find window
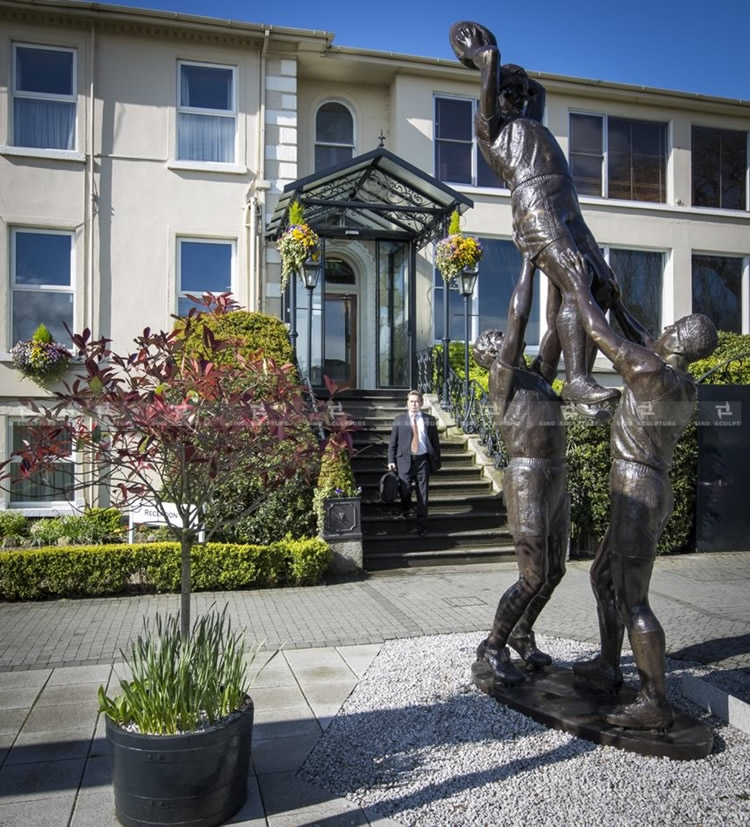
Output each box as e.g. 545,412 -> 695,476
434,239 -> 539,344
12,44 -> 76,150
692,255 -> 744,333
607,249 -> 664,338
692,126 -> 747,211
315,102 -> 354,171
434,97 -> 504,188
570,113 -> 668,203
10,229 -> 74,347
177,61 -> 236,163
9,420 -> 75,506
177,239 -> 234,316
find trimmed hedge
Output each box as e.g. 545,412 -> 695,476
0,539 -> 331,601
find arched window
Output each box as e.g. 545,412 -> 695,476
315,102 -> 354,171
325,258 -> 355,285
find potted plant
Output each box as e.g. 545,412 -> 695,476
10,323 -> 72,387
313,434 -> 362,540
435,209 -> 483,282
98,606 -> 275,827
276,199 -> 319,289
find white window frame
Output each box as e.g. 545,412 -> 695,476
7,417 -> 78,512
176,237 -> 236,315
9,227 -> 75,350
11,42 -> 77,151
314,99 -> 356,171
176,60 -> 237,165
433,94 -> 507,191
569,111 -> 669,203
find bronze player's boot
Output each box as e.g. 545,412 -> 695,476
573,655 -> 623,692
562,375 -> 621,405
507,631 -> 552,670
476,638 -> 525,685
605,693 -> 674,731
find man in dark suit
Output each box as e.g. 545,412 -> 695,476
387,390 -> 441,536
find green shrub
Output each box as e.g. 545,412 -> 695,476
29,508 -> 125,546
0,539 -> 331,600
30,517 -> 67,546
178,311 -> 296,379
689,331 -> 750,384
0,512 -> 30,539
175,308 -> 320,541
212,472 -> 318,546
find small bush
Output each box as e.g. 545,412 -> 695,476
178,310 -> 297,380
29,508 -> 125,546
0,538 -> 331,600
0,512 -> 30,540
30,517 -> 66,546
213,473 -> 318,546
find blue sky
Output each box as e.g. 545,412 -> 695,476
105,0 -> 749,100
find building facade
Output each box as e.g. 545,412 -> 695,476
0,0 -> 748,512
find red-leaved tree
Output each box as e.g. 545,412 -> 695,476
0,294 -> 325,638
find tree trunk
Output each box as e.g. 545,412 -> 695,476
180,535 -> 192,642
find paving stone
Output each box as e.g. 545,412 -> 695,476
48,665 -> 111,686
258,770 -> 363,819
79,755 -> 111,790
0,794 -> 76,826
248,684 -> 307,711
21,702 -> 99,734
0,686 -> 40,710
226,774 -> 266,825
336,644 -> 382,678
0,707 -> 29,735
35,683 -> 101,707
6,727 -> 93,764
69,787 -> 118,826
0,670 -> 50,689
252,733 -> 321,775
253,706 -> 322,742
0,758 -> 85,802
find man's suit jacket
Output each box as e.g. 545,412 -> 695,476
388,412 -> 441,477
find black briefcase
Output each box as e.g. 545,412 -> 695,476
379,470 -> 400,503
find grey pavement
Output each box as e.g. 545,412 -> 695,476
0,551 -> 747,825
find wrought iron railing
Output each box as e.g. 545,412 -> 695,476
417,346 -> 508,469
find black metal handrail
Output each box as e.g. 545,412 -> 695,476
417,346 -> 508,468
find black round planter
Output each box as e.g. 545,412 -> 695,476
105,699 -> 254,827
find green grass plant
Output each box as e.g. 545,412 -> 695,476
98,606 -> 273,735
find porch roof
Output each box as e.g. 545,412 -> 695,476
266,147 -> 473,250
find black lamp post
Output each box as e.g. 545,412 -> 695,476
441,276 -> 453,410
301,257 -> 322,383
287,270 -> 299,355
457,265 -> 479,431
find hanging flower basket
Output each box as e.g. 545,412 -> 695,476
435,209 -> 482,283
276,200 -> 319,290
11,324 -> 72,387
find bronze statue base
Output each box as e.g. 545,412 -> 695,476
472,658 -> 713,760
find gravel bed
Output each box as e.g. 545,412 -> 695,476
300,633 -> 750,826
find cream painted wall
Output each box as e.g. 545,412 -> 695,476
296,79 -> 389,178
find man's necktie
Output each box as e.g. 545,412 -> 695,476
411,415 -> 419,454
